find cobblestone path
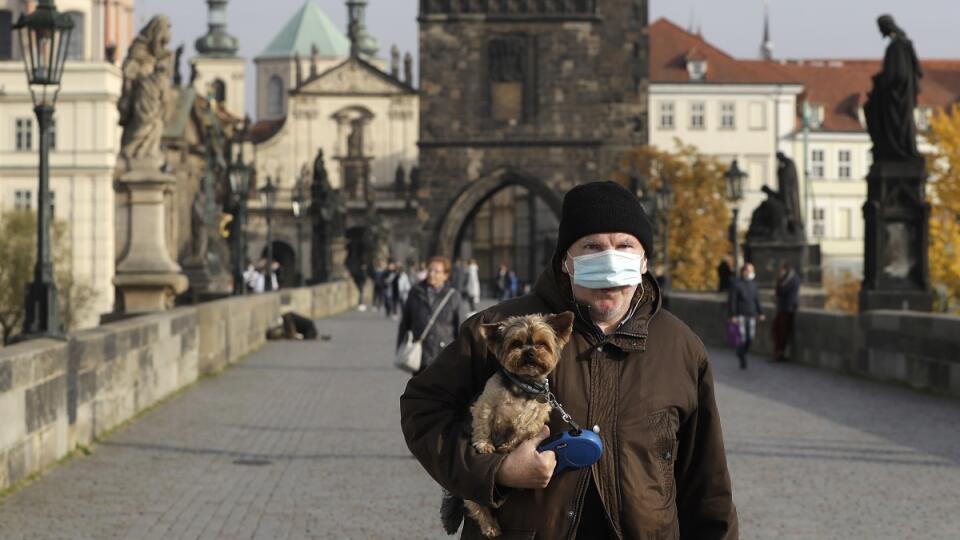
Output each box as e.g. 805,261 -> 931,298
1,307 -> 958,539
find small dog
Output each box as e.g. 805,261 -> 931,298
441,311 -> 575,538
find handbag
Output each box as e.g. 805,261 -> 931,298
725,319 -> 742,348
394,289 -> 456,373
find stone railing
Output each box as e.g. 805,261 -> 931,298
0,281 -> 357,492
667,291 -> 960,397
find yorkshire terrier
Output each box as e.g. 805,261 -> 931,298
441,311 -> 575,538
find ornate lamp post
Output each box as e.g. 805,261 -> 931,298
16,0 -> 74,337
724,159 -> 747,271
291,178 -> 306,287
227,137 -> 251,295
656,175 -> 676,289
259,176 -> 277,291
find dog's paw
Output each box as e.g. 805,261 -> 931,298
494,442 -> 514,453
473,441 -> 496,454
481,523 -> 502,538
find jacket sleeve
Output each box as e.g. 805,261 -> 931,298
754,289 -> 763,317
727,285 -> 737,318
675,356 -> 739,539
400,316 -> 506,506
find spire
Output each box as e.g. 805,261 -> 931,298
760,0 -> 774,60
346,0 -> 379,59
195,0 -> 239,57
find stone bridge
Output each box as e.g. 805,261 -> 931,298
1,287 -> 959,538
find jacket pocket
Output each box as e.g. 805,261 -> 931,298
645,408 -> 680,509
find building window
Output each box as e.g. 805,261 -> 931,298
686,60 -> 707,82
65,11 -> 84,60
915,107 -> 932,131
810,149 -> 825,179
488,36 -> 533,125
658,101 -> 674,129
689,102 -> 705,129
267,75 -> 284,117
720,102 -> 736,129
0,10 -> 12,60
16,118 -> 33,151
14,190 -> 32,211
812,207 -> 826,239
837,149 -> 851,179
213,79 -> 226,103
805,103 -> 825,129
49,117 -> 56,150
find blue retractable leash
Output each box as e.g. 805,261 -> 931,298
499,369 -> 603,475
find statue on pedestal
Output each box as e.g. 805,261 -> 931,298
114,15 -> 188,313
860,14 -> 932,312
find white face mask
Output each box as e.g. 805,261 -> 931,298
745,272 -> 756,281
566,250 -> 647,289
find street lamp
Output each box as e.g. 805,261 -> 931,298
724,159 -> 747,271
227,130 -> 251,296
16,0 -> 74,338
656,174 -> 675,289
259,176 -> 277,291
291,178 -> 306,287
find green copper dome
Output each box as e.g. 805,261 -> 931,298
258,0 -> 350,59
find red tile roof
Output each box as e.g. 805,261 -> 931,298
650,18 -> 799,85
776,59 -> 960,131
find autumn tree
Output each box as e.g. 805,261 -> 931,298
0,211 -> 97,344
926,105 -> 960,313
613,141 -> 731,290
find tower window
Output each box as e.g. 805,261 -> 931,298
213,79 -> 226,103
267,75 -> 284,117
487,36 -> 534,124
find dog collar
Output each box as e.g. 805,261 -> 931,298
498,368 -> 549,399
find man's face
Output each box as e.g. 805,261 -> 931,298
562,232 -> 645,324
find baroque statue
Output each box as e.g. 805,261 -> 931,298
864,15 -> 923,161
118,15 -> 173,172
311,149 -> 347,282
747,153 -> 806,243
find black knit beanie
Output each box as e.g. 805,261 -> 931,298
556,181 -> 654,258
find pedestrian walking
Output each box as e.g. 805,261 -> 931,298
772,261 -> 800,362
401,181 -> 738,538
371,262 -> 386,311
351,263 -> 368,311
397,256 -> 465,375
396,263 -> 412,306
728,262 -> 765,369
382,261 -> 400,318
464,258 -> 481,312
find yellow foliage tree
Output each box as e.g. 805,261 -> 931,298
613,141 -> 731,290
926,105 -> 960,313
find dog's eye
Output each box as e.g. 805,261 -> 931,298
534,342 -> 546,349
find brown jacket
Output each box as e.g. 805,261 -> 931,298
400,261 -> 738,540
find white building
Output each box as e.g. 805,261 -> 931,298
649,19 -> 960,276
0,0 -> 134,329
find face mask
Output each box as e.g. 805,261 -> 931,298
745,272 -> 756,281
566,250 -> 647,289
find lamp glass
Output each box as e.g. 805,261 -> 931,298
15,2 -> 73,107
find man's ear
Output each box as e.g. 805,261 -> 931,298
478,322 -> 502,356
545,311 -> 575,345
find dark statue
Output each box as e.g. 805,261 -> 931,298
394,164 -> 406,198
747,153 -> 806,243
311,149 -> 346,282
864,15 -> 922,161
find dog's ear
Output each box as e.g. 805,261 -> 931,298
545,311 -> 575,345
478,322 -> 503,356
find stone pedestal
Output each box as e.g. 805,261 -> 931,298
182,259 -> 233,301
859,159 -> 933,312
330,237 -> 349,281
114,169 -> 188,313
744,241 -> 822,289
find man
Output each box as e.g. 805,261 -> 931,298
772,262 -> 800,362
401,181 -> 737,539
728,263 -> 764,370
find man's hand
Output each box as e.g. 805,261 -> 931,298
495,426 -> 556,489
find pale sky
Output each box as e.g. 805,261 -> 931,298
134,0 -> 960,119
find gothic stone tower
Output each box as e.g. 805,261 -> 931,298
418,0 -> 649,258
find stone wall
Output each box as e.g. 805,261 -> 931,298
0,280 -> 357,492
667,291 -> 960,397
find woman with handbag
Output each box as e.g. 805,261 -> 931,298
396,256 -> 465,375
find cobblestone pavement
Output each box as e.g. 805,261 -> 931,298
1,307 -> 959,539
